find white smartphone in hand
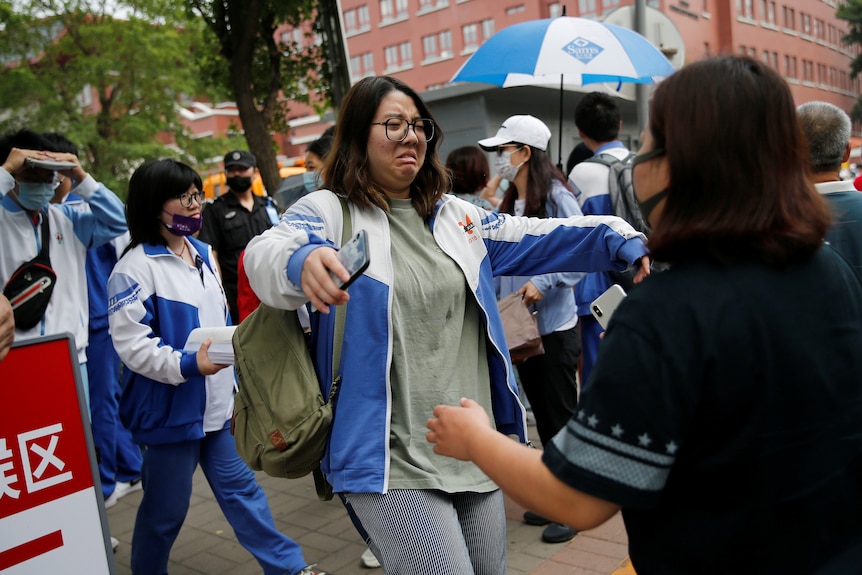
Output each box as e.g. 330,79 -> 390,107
331,229 -> 370,289
590,284 -> 627,330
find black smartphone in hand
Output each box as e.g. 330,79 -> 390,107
331,229 -> 370,289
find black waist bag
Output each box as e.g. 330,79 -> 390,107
3,216 -> 56,330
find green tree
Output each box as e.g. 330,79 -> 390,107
0,0 -> 228,195
838,0 -> 862,120
187,0 -> 332,194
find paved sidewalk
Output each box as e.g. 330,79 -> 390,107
106,426 -> 630,575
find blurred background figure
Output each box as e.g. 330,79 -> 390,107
797,101 -> 862,282
445,145 -> 501,210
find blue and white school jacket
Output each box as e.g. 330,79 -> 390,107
107,238 -> 234,446
244,190 -> 648,494
0,173 -> 127,362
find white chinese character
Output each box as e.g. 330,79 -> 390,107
18,424 -> 72,493
0,438 -> 21,500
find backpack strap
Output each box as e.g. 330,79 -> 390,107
332,197 -> 350,383
35,212 -> 52,266
314,196 -> 350,501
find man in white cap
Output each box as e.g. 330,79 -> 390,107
199,150 -> 279,324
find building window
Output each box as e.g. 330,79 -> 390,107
400,41 -> 413,66
462,23 -> 479,50
577,0 -> 596,15
439,30 -> 452,56
602,0 -> 621,7
422,30 -> 453,61
344,5 -> 371,35
384,41 -> 413,71
801,13 -> 811,36
506,4 -> 525,15
422,34 -> 438,59
783,7 -> 795,31
481,18 -> 495,40
350,51 -> 375,79
344,9 -> 357,33
380,0 -> 393,21
419,0 -> 449,12
549,2 -> 562,17
396,0 -> 408,17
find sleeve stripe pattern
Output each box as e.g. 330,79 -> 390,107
551,419 -> 674,492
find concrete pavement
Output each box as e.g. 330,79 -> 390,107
105,424 -> 631,575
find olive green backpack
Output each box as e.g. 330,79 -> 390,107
232,198 -> 349,500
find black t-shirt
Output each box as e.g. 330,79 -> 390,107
198,192 -> 278,321
544,246 -> 862,574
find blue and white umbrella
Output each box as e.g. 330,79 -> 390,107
451,16 -> 675,89
451,16 -> 676,167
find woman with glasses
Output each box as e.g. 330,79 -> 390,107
108,159 -> 327,575
244,75 -> 648,574
428,56 -> 862,574
478,115 -> 585,544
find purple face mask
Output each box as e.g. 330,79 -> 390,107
163,211 -> 202,236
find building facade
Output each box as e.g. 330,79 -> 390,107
181,0 -> 861,163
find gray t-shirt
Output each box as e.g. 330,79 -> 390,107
386,198 -> 496,492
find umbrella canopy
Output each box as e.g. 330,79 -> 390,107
452,17 -> 675,88
451,16 -> 676,169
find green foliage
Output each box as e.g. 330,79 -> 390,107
187,0 -> 333,193
0,0 -> 224,196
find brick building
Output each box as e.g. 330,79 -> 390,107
181,0 -> 861,164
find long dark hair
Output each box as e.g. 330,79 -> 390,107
322,76 -> 450,219
498,147 -> 571,217
124,158 -> 202,254
646,55 -> 828,266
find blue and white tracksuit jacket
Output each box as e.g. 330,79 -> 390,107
497,181 -> 585,336
107,238 -> 233,446
0,171 -> 127,362
244,190 -> 648,494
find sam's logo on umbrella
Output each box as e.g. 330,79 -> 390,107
562,38 -> 604,64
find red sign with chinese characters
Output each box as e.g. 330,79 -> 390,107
0,335 -> 113,574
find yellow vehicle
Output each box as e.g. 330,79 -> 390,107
202,165 -> 306,200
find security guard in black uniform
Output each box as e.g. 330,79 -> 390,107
198,150 -> 279,324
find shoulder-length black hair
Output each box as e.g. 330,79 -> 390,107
498,147 -> 571,218
321,76 -> 450,219
124,158 -> 202,254
646,55 -> 828,266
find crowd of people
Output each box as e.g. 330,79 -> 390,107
2,53 -> 862,575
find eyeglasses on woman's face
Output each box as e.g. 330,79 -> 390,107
370,118 -> 435,142
175,190 -> 204,208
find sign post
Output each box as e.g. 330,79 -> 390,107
0,333 -> 115,574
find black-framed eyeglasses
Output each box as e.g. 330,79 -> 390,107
175,190 -> 204,208
370,118 -> 435,142
495,144 -> 524,157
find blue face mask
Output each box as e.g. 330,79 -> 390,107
16,181 -> 56,210
303,171 -> 322,194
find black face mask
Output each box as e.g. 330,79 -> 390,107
631,147 -> 667,225
226,175 -> 253,193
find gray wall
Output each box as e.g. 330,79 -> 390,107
424,83 -> 641,174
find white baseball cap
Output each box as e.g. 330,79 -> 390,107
478,115 -> 552,152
